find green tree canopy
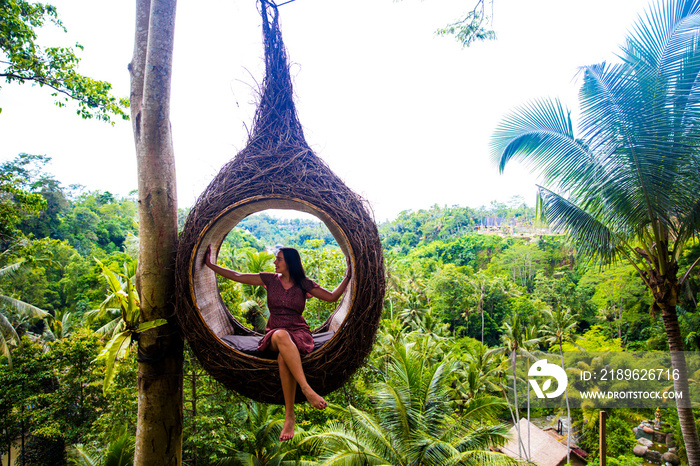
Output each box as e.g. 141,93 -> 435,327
0,0 -> 128,123
0,154 -> 48,248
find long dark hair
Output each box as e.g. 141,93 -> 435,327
279,247 -> 307,289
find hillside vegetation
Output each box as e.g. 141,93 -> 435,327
0,154 -> 698,464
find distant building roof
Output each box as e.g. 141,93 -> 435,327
500,419 -> 588,466
481,216 -> 517,227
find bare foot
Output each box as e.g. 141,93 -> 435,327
280,416 -> 295,441
302,386 -> 328,410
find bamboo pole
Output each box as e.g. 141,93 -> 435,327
600,410 -> 607,466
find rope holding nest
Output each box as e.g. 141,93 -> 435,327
174,0 -> 385,404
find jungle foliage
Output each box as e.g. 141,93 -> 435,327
0,155 -> 698,465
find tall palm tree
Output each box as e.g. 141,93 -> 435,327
539,307 -> 580,464
465,272 -> 519,344
520,322 -> 543,460
304,341 -> 521,465
487,314 -> 541,461
490,0 -> 700,461
489,314 -> 525,459
383,255 -> 405,320
464,270 -> 493,345
452,342 -> 507,404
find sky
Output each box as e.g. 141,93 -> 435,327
0,0 -> 652,222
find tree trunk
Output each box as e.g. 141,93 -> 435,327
479,292 -> 484,344
511,351 -> 521,458
526,359 -> 532,460
661,302 -> 700,465
189,361 -> 198,466
559,343 -> 571,464
645,256 -> 700,465
130,0 -> 183,465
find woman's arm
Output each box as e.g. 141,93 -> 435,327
308,259 -> 352,303
204,245 -> 265,287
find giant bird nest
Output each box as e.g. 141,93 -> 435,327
175,1 -> 385,404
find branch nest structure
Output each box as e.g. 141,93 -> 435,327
174,1 -> 385,404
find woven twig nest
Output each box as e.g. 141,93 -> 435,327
174,1 -> 385,404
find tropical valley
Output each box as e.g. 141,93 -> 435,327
0,152 -> 698,465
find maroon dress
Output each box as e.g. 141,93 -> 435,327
257,272 -> 319,355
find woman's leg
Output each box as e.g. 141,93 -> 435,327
270,329 -> 328,410
278,353 -> 296,441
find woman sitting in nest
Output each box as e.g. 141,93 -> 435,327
204,245 -> 351,441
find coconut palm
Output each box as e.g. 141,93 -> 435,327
464,272 -> 519,344
463,270 -> 494,345
539,306 -> 581,463
398,307 -> 451,338
520,322 -> 543,460
487,313 -> 542,461
383,255 -> 405,319
303,341 -> 521,465
490,0 -> 700,461
450,342 -> 509,432
215,401 -> 308,466
488,314 -> 525,458
453,342 -> 507,403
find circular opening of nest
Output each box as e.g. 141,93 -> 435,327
189,195 -> 355,360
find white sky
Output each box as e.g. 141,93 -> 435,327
0,0 -> 651,221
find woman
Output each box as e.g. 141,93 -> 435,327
204,245 -> 351,441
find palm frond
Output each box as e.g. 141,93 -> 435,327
0,310 -> 19,345
304,427 -> 390,465
577,61 -> 694,228
318,450 -> 391,466
94,317 -> 125,337
0,294 -> 49,319
67,444 -> 99,466
214,452 -> 255,466
622,0 -> 700,79
675,192 -> 700,259
459,394 -> 509,422
448,449 -> 525,466
576,61 -> 640,152
418,437 -> 462,465
0,261 -> 23,278
490,98 -> 596,191
0,327 -> 13,368
455,423 -> 513,452
345,405 -> 400,461
537,186 -> 623,263
422,360 -> 454,436
102,432 -> 135,466
373,380 -> 418,444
